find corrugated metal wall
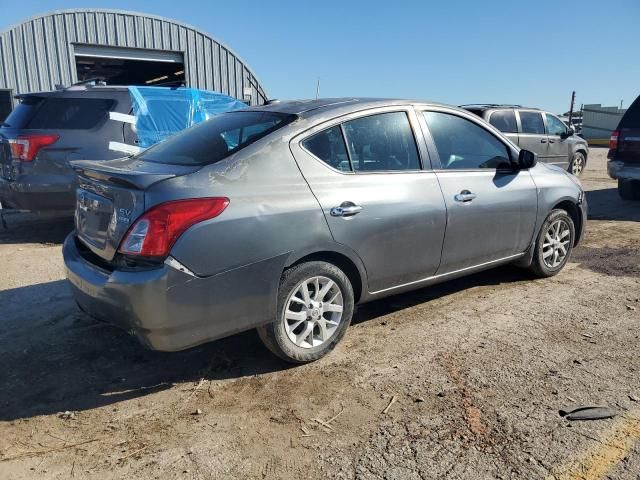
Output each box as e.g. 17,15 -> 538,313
581,104 -> 626,141
0,9 -> 267,105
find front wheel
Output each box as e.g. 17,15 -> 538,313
257,261 -> 354,363
568,151 -> 586,176
529,209 -> 575,278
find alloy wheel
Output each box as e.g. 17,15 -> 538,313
571,153 -> 585,176
542,219 -> 571,268
283,276 -> 344,349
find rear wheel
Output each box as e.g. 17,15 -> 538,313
257,261 -> 354,363
568,151 -> 586,176
529,209 -> 575,278
618,179 -> 640,200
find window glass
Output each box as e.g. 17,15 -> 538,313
302,125 -> 350,172
519,111 -> 545,134
545,114 -> 567,136
137,111 -> 295,166
3,96 -> 114,130
489,110 -> 517,133
342,112 -> 420,172
423,111 -> 512,170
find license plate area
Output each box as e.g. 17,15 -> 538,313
76,189 -> 114,249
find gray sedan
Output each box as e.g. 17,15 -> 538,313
63,98 -> 587,363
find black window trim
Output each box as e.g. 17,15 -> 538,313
297,107 -> 427,175
420,107 -> 517,173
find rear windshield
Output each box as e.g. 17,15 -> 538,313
136,111 -> 296,166
620,97 -> 640,129
2,96 -> 114,130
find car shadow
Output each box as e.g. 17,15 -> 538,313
586,187 -> 640,222
0,210 -> 74,244
0,266 -> 532,422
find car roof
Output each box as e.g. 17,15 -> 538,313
460,104 -> 541,111
244,97 -> 453,118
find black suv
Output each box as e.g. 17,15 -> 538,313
607,95 -> 640,200
462,104 -> 589,176
0,85 -> 134,212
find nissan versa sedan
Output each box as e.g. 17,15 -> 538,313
63,98 -> 587,363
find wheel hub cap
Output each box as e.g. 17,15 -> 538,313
283,276 -> 344,349
542,219 -> 571,268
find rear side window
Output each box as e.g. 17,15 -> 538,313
3,97 -> 114,130
137,111 -> 296,166
489,110 -> 517,133
302,125 -> 350,172
423,111 -> 512,170
519,111 -> 545,134
342,112 -> 420,172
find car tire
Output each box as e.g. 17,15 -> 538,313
257,261 -> 354,364
618,179 -> 640,201
529,209 -> 575,278
568,151 -> 586,176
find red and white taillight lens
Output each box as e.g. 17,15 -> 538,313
609,131 -> 619,151
9,134 -> 59,161
118,197 -> 229,257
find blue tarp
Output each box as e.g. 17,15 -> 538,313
128,86 -> 247,148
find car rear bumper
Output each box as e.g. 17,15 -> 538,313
0,176 -> 75,211
63,233 -> 284,351
607,161 -> 640,181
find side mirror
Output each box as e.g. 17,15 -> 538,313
517,149 -> 537,170
566,127 -> 575,137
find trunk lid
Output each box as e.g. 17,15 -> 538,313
618,127 -> 640,165
72,157 -> 198,261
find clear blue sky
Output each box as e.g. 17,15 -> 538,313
1,0 -> 638,113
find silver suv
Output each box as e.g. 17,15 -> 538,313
463,104 -> 589,176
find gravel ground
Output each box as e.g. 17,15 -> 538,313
1,148 -> 639,480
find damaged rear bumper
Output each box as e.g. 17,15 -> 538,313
63,233 -> 282,351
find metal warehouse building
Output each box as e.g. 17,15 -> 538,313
0,9 -> 268,119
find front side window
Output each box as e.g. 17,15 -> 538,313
489,110 -> 517,133
545,114 -> 568,136
302,125 -> 350,172
423,111 -> 512,170
342,112 -> 420,172
519,111 -> 545,134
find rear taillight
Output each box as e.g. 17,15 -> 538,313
609,130 -> 619,151
9,134 -> 59,162
118,197 -> 229,258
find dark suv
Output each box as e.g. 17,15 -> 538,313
607,95 -> 640,200
0,86 -> 134,212
463,105 -> 589,176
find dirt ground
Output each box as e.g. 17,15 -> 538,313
1,148 -> 639,480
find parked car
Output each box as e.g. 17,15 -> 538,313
607,94 -> 640,200
462,104 -> 589,176
0,84 -> 246,212
63,98 -> 587,363
0,85 -> 133,212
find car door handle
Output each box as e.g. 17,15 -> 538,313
540,139 -> 547,143
454,190 -> 477,203
330,202 -> 363,217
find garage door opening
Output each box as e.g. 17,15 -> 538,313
74,44 -> 185,87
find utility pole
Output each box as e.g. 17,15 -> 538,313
315,78 -> 320,100
568,90 -> 576,126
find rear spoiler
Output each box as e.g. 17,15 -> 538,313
71,158 -> 178,190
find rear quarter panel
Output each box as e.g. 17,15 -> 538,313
146,132 -> 335,278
